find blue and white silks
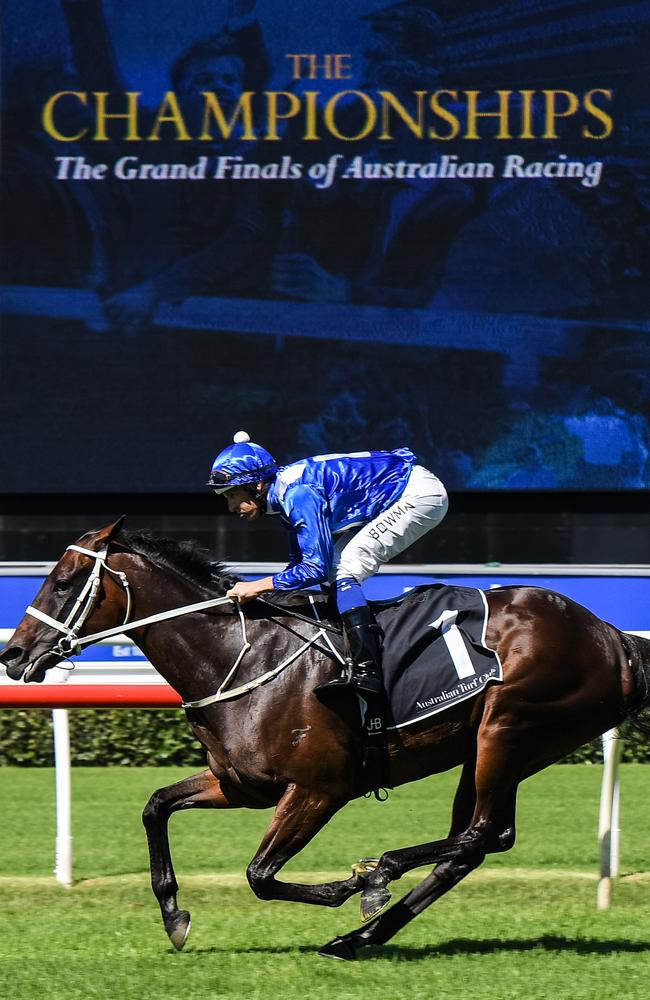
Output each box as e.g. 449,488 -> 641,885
266,449 -> 447,591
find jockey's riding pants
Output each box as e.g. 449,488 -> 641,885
330,465 -> 448,583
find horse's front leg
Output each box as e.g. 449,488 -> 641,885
142,768 -> 248,950
246,783 -> 364,907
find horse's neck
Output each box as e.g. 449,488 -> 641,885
120,554 -> 217,617
111,554 -> 336,703
116,554 -> 235,699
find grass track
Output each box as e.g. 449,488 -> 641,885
1,764 -> 648,999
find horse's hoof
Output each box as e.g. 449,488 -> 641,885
166,910 -> 191,951
360,885 -> 391,922
318,936 -> 357,961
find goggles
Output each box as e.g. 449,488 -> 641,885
206,464 -> 278,495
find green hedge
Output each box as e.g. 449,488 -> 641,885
0,709 -> 204,767
0,708 -> 648,766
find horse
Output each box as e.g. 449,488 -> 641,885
2,517 -> 649,960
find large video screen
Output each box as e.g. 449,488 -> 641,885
1,0 -> 648,492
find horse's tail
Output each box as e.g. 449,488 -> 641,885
621,630 -> 650,729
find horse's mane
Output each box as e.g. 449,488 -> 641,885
114,530 -> 239,596
111,528 -> 338,623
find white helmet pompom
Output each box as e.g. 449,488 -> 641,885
233,431 -> 251,444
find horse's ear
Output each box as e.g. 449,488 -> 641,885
95,515 -> 126,546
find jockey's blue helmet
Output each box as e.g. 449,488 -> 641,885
207,431 -> 277,494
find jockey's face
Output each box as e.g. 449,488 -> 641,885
225,485 -> 263,520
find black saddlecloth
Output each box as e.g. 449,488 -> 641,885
371,585 -> 503,730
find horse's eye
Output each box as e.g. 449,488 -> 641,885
54,579 -> 73,595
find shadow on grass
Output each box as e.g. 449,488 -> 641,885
190,945 -> 316,957
381,936 -> 650,959
190,935 -> 650,960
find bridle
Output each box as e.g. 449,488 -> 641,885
25,545 -> 133,661
23,544 -> 344,706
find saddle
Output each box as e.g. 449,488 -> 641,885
311,583 -> 502,730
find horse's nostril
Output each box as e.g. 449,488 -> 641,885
0,646 -> 28,682
0,645 -> 26,666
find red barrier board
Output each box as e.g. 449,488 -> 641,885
0,684 -> 181,708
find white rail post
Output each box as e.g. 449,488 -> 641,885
52,708 -> 73,886
597,728 -> 622,910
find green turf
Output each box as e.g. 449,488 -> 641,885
1,765 -> 648,999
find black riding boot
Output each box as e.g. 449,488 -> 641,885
315,604 -> 384,698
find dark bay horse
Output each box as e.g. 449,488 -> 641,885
2,518 -> 649,960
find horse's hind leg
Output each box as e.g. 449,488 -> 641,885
353,755 -> 483,921
322,799 -> 517,960
142,768 -> 246,950
321,759 -> 518,959
322,844 -> 489,961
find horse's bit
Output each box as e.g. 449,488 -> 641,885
23,545 -> 344,707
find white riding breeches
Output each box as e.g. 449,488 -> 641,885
331,465 -> 448,583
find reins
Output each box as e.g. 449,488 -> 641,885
256,596 -> 342,636
25,544 -> 233,655
24,545 -> 345,708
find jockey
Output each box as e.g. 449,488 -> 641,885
208,432 -> 448,698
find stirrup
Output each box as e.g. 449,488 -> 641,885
353,671 -> 383,697
314,675 -> 354,697
314,659 -> 354,698
315,673 -> 383,698
315,659 -> 383,699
